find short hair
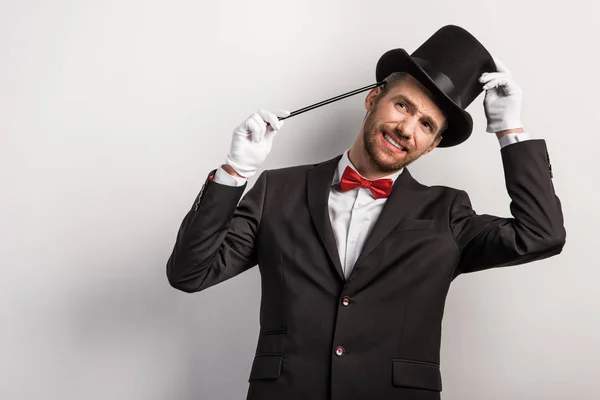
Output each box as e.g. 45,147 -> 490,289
379,71 -> 410,97
376,72 -> 448,138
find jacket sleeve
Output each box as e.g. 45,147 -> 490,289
450,139 -> 566,278
166,169 -> 268,293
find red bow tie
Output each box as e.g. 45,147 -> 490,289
339,166 -> 393,199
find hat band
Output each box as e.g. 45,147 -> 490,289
412,57 -> 462,108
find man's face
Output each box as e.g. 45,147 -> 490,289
360,74 -> 446,173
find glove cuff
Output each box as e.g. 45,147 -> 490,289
486,119 -> 523,133
224,156 -> 256,179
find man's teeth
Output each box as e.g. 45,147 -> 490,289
384,133 -> 406,151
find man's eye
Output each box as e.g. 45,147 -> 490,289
396,102 -> 407,110
421,121 -> 435,133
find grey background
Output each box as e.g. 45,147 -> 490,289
2,0 -> 598,399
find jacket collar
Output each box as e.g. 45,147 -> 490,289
307,153 -> 425,282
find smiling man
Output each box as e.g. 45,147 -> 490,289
166,25 -> 565,400
352,72 -> 447,178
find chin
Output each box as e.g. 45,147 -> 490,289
361,119 -> 419,171
367,141 -> 409,172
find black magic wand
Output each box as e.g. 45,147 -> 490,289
277,81 -> 386,121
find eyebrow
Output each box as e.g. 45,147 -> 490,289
390,94 -> 440,131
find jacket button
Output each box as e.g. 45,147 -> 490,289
341,296 -> 350,306
335,346 -> 345,356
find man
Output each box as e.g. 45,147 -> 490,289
166,25 -> 565,400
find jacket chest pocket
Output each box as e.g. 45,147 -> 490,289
392,218 -> 435,232
386,218 -> 439,250
383,219 -> 438,255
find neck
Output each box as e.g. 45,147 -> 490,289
347,144 -> 400,180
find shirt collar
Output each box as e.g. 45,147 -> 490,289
332,149 -> 404,186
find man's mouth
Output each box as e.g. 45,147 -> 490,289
381,131 -> 407,153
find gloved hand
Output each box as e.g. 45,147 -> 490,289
225,109 -> 290,178
479,57 -> 524,133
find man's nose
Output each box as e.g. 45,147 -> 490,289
396,116 -> 418,138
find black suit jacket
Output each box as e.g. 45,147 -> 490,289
167,139 -> 565,400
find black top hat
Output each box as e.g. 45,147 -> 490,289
376,25 -> 496,147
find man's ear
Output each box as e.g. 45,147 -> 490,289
365,87 -> 382,112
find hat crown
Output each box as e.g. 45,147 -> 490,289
410,25 -> 495,109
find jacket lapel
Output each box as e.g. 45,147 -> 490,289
350,168 -> 425,278
306,155 -> 426,283
307,154 -> 345,281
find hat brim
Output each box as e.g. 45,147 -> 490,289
376,48 -> 473,148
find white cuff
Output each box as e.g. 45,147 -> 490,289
213,166 -> 247,187
498,132 -> 532,148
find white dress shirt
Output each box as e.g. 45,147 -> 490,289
327,150 -> 403,278
212,132 -> 532,279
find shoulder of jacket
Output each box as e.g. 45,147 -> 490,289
425,184 -> 463,197
265,156 -> 340,178
262,163 -> 309,179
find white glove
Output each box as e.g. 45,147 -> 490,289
479,57 -> 524,133
225,109 -> 290,178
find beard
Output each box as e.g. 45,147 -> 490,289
362,108 -> 423,173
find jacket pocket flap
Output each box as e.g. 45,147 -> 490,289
392,359 -> 442,392
248,355 -> 283,381
393,219 -> 435,231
